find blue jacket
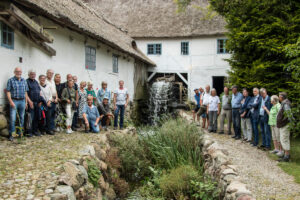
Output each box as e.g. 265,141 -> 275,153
258,95 -> 272,122
240,96 -> 251,118
248,95 -> 261,120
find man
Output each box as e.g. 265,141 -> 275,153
72,75 -> 78,85
82,96 -> 100,133
45,69 -> 58,133
258,88 -> 272,150
39,75 -> 55,135
192,88 -> 201,124
248,88 -> 261,146
6,67 -> 29,141
219,86 -> 232,135
231,86 -> 243,139
26,70 -> 46,137
97,81 -> 111,104
98,97 -> 114,131
54,73 -> 64,101
277,92 -> 291,162
113,80 -> 129,130
197,85 -> 210,128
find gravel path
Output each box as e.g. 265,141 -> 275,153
182,111 -> 300,200
0,131 -> 103,200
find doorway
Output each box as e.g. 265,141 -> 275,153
212,76 -> 225,96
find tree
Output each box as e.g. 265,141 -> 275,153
176,0 -> 300,135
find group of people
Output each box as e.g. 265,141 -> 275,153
6,67 -> 129,141
193,85 -> 292,162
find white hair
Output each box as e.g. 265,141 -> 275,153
28,69 -> 36,75
260,88 -> 267,93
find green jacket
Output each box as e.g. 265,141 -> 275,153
61,87 -> 76,105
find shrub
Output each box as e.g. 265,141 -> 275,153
190,178 -> 220,200
87,159 -> 102,187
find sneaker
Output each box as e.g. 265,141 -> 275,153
34,132 -> 41,137
278,155 -> 290,162
55,127 -> 61,132
66,129 -> 72,134
113,127 -> 118,130
71,127 -> 77,131
270,149 -> 279,154
276,151 -> 284,157
8,136 -> 14,141
218,131 -> 224,134
70,129 -> 74,133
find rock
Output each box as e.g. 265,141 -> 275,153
45,189 -> 54,194
226,181 -> 251,195
104,187 -> 116,200
99,160 -> 107,171
98,134 -> 107,144
0,128 -> 9,137
222,174 -> 237,183
236,194 -> 255,200
62,162 -> 88,191
0,114 -> 8,130
55,186 -> 76,200
50,193 -> 68,200
96,188 -> 102,200
211,150 -> 230,168
79,145 -> 95,157
221,168 -> 237,177
98,176 -> 108,191
26,194 -> 34,200
202,138 -> 214,149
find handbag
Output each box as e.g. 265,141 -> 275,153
67,88 -> 77,110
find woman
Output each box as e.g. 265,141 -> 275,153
85,82 -> 97,105
240,88 -> 252,142
263,95 -> 282,154
207,88 -> 220,133
78,81 -> 87,127
61,80 -> 76,134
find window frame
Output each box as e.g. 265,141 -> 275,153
147,43 -> 162,55
85,46 -> 96,71
217,39 -> 229,54
181,41 -> 189,55
112,54 -> 119,73
1,22 -> 14,49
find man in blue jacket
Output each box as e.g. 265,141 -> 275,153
231,86 -> 243,139
258,88 -> 272,150
248,88 -> 261,146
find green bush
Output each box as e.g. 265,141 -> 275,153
190,178 -> 220,200
87,159 -> 102,187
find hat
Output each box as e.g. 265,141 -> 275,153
103,96 -> 109,100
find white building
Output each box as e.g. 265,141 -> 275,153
0,0 -> 154,105
89,0 -> 231,98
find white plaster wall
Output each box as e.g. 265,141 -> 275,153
135,37 -> 231,99
0,18 -> 136,104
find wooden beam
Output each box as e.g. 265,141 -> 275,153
8,4 -> 54,43
0,16 -> 56,56
147,72 -> 156,82
176,72 -> 188,85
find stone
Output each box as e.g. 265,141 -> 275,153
79,145 -> 95,157
211,150 -> 230,168
62,162 -> 88,191
99,160 -> 108,171
0,114 -> 8,130
55,186 -> 76,200
104,187 -> 116,200
236,194 -> 255,200
221,168 -> 237,177
202,138 -> 214,149
223,174 -> 237,183
45,189 -> 54,194
49,193 -> 68,200
26,194 -> 34,200
96,188 -> 102,200
226,181 -> 251,195
0,128 -> 9,137
93,144 -> 107,161
98,175 -> 107,191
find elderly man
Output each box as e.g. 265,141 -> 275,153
258,88 -> 272,150
248,88 -> 261,146
197,85 -> 210,129
114,80 -> 129,130
98,97 -> 114,131
219,86 -> 232,135
277,92 -> 291,162
83,96 -> 100,133
46,69 -> 58,132
6,67 -> 29,141
26,70 -> 46,137
231,86 -> 243,139
97,81 -> 111,104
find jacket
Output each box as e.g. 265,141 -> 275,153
277,99 -> 291,128
240,96 -> 251,118
248,95 -> 261,120
258,95 -> 272,122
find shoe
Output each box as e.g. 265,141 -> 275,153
34,132 -> 42,137
228,133 -> 232,135
208,130 -> 213,133
8,136 -> 14,141
47,131 -> 55,135
74,124 -> 80,128
278,155 -> 290,162
251,143 -> 257,147
70,129 -> 73,133
264,146 -> 271,151
120,127 -> 124,130
27,133 -> 33,138
231,135 -> 237,139
243,138 -> 247,141
246,139 -> 252,143
41,131 -> 46,135
213,130 -> 217,133
113,127 -> 118,130
235,136 -> 241,140
270,149 -> 279,154
66,129 -> 72,134
71,127 -> 77,131
276,151 -> 284,157
85,129 -> 89,133
218,131 -> 224,134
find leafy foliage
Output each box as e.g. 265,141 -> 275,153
87,159 -> 102,187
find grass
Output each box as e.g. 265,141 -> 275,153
268,137 -> 300,184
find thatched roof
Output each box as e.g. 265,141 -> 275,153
13,0 -> 155,65
86,0 -> 227,38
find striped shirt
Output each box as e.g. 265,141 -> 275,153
6,76 -> 28,99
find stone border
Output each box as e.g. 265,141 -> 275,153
201,134 -> 255,200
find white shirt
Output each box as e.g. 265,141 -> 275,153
40,84 -> 53,102
202,92 -> 211,106
114,88 -> 128,105
208,96 -> 220,111
46,78 -> 57,97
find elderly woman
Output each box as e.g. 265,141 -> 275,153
78,81 -> 87,126
207,88 -> 220,133
82,96 -> 100,133
97,81 -> 111,104
263,95 -> 282,154
240,88 -> 252,142
61,80 -> 76,134
85,82 -> 97,105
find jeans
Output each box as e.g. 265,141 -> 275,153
259,115 -> 271,147
208,111 -> 218,132
9,100 -> 26,137
49,102 -> 56,131
28,102 -> 39,134
72,108 -> 78,128
219,109 -> 232,134
232,109 -> 241,137
85,114 -> 100,133
114,105 -> 125,128
65,104 -> 75,127
251,117 -> 259,146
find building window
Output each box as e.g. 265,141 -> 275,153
147,44 -> 161,55
181,42 -> 189,55
85,46 -> 96,70
1,22 -> 14,49
217,39 -> 229,54
112,54 -> 118,73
